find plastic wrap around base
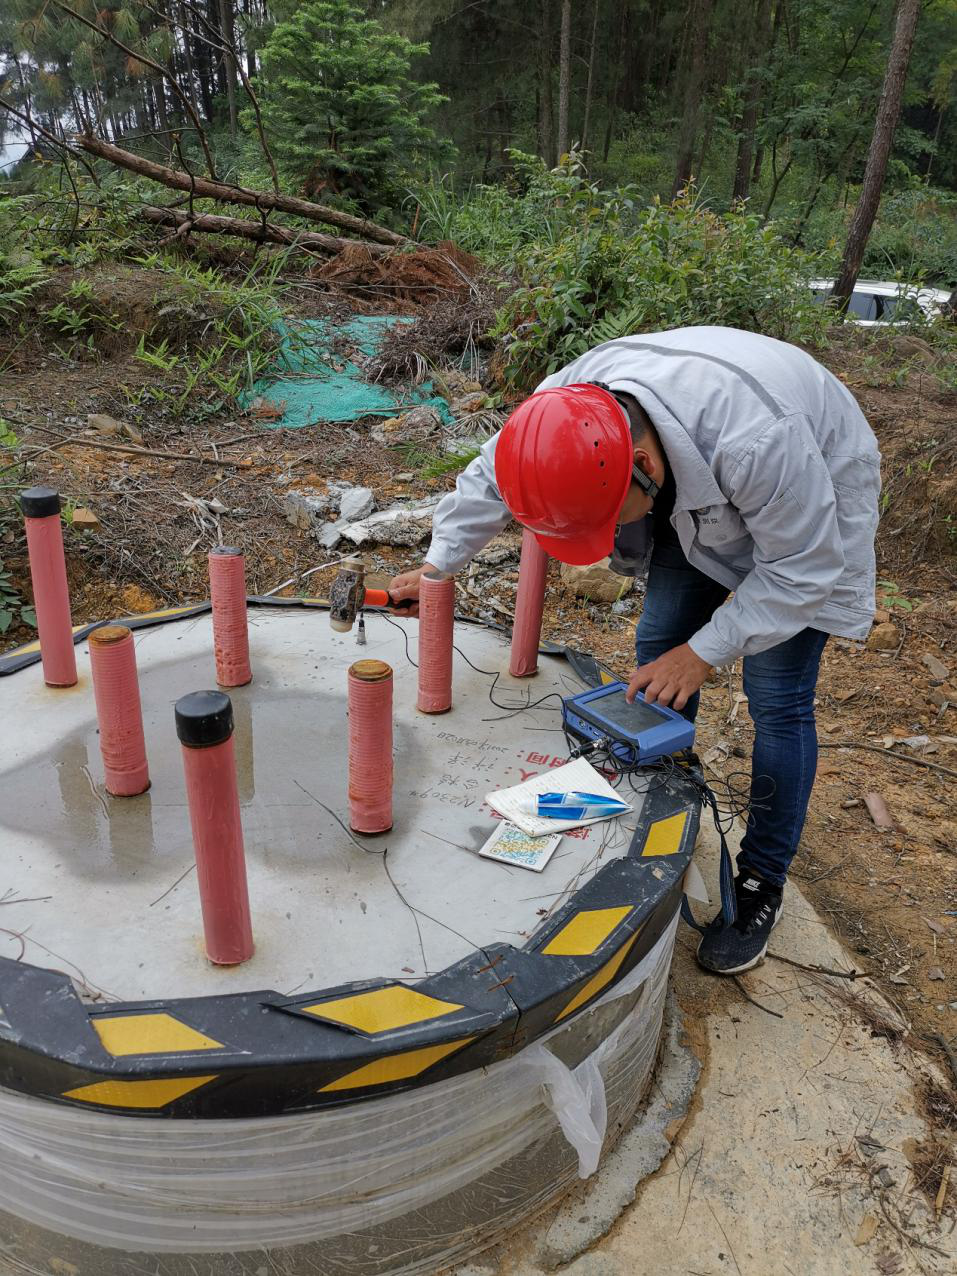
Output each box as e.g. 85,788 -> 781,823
0,913 -> 678,1276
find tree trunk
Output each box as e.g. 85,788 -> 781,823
751,0 -> 786,187
581,0 -> 600,154
153,77 -> 171,147
76,135 -> 408,244
243,0 -> 257,80
557,0 -> 572,160
537,0 -> 555,164
732,0 -> 773,202
672,0 -> 714,199
602,0 -> 628,161
832,0 -> 921,311
140,204 -> 389,255
925,104 -> 945,179
218,0 -> 239,137
178,3 -> 198,113
635,0 -> 660,103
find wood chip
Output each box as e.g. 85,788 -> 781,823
935,1164 -> 951,1220
864,791 -> 896,831
853,1214 -> 879,1246
841,798 -> 862,809
924,917 -> 946,935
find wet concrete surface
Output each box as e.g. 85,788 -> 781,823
0,609 -> 646,1001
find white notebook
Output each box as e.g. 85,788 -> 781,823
486,757 -> 631,837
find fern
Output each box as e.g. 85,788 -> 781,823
590,302 -> 652,347
0,253 -> 48,322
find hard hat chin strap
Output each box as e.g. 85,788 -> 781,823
587,380 -> 661,501
631,463 -> 660,500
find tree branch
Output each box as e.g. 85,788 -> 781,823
76,135 -> 407,245
140,202 -> 390,255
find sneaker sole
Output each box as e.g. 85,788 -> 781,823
695,902 -> 784,976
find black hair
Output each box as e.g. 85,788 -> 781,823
613,391 -> 654,443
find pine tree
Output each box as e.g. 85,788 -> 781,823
251,0 -> 450,208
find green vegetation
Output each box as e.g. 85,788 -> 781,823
0,424 -> 35,634
253,0 -> 449,208
477,171 -> 829,388
0,178 -> 286,417
0,0 -> 955,408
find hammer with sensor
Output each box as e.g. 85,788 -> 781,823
329,558 -> 413,633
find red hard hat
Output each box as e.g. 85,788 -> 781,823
494,383 -> 633,565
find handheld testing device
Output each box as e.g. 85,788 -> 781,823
562,681 -> 695,766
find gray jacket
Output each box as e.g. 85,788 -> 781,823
425,326 -> 881,667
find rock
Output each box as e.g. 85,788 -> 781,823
922,651 -> 950,682
439,370 -> 482,398
371,405 -> 443,447
442,434 -> 484,455
87,413 -> 123,438
71,507 -> 100,532
316,521 -> 346,549
395,472 -> 414,482
559,558 -> 633,605
867,622 -> 900,652
340,499 -> 439,548
283,487 -> 332,530
873,608 -> 891,624
474,545 -> 516,567
450,392 -> 488,417
338,486 -> 375,521
87,413 -> 143,445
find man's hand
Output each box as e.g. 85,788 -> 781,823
387,563 -> 439,618
625,643 -> 712,712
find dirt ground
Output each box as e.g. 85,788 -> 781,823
2,264 -> 956,1114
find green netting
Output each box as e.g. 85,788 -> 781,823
242,316 -> 453,430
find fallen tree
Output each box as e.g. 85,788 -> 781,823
77,135 -> 407,247
140,204 -> 390,256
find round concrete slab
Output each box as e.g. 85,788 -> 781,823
0,608 -> 648,1002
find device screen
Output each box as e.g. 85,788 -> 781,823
591,689 -> 671,734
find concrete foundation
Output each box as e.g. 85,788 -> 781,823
0,609 -> 646,1000
0,604 -> 698,1275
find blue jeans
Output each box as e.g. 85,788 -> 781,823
635,525 -> 828,887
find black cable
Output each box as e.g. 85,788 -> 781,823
368,610 -> 755,835
372,608 -> 418,667
451,644 -> 498,677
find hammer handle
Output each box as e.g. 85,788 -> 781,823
364,588 -> 413,611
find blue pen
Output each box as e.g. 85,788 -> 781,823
534,791 -> 629,821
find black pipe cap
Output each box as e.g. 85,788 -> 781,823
175,690 -> 234,747
20,486 -> 61,518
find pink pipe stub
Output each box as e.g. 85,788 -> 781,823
88,626 -> 150,797
509,528 -> 548,678
21,486 -> 77,687
417,571 -> 454,714
209,546 -> 252,687
348,660 -> 393,834
175,690 -> 254,966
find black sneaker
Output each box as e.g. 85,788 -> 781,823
696,872 -> 783,974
